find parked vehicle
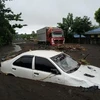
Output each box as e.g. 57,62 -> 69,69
1,50 -> 100,88
37,27 -> 65,46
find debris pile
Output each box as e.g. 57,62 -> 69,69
54,44 -> 86,52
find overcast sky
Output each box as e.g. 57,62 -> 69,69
6,0 -> 100,34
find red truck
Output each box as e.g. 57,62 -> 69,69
37,27 -> 65,46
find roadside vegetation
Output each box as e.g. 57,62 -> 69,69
0,0 -> 26,46
15,31 -> 37,41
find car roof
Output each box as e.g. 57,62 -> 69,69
21,50 -> 62,58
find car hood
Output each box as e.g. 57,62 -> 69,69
69,65 -> 100,88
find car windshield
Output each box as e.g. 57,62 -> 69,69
51,53 -> 79,73
52,32 -> 63,37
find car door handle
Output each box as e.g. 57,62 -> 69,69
12,68 -> 16,70
34,72 -> 39,75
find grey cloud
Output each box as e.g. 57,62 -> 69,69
6,0 -> 100,33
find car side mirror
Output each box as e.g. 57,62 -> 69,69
51,69 -> 60,75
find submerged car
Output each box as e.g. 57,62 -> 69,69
1,50 -> 100,88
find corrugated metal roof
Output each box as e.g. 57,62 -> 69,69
85,27 -> 100,34
74,34 -> 85,38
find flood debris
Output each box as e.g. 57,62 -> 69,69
54,44 -> 86,52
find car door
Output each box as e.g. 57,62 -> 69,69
12,55 -> 34,79
32,56 -> 65,84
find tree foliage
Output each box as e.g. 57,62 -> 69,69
94,8 -> 100,25
57,14 -> 92,43
72,16 -> 91,43
73,16 -> 91,34
57,13 -> 74,42
17,32 -> 37,40
0,0 -> 26,46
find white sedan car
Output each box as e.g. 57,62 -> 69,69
1,50 -> 100,88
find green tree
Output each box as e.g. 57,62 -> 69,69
73,16 -> 91,43
57,13 -> 74,42
0,0 -> 26,46
31,31 -> 37,39
94,8 -> 100,25
57,14 -> 92,43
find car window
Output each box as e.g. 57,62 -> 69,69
13,55 -> 33,69
51,53 -> 78,73
35,56 -> 60,74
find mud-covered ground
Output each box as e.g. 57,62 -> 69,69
0,41 -> 100,100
